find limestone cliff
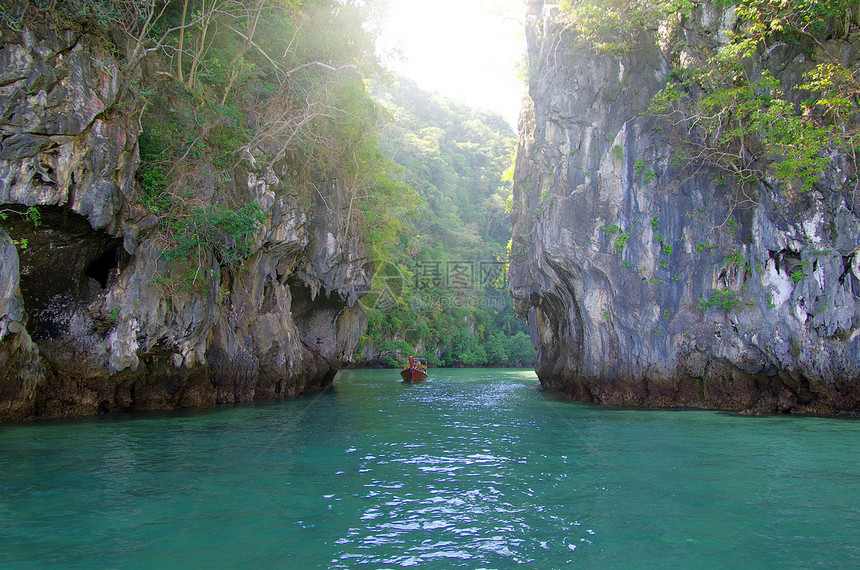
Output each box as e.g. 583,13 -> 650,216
510,0 -> 860,414
0,25 -> 370,421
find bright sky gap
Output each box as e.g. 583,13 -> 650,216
377,0 -> 526,132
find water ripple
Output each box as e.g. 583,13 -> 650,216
1,369 -> 858,568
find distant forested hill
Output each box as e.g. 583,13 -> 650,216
354,77 -> 535,367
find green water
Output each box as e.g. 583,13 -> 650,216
1,369 -> 858,568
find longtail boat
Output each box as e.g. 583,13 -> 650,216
400,356 -> 428,382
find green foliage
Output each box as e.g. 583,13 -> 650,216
507,332 -> 538,366
91,0 -> 390,298
153,268 -> 213,295
602,224 -> 621,235
359,169 -> 422,258
0,206 -> 41,228
615,232 -> 630,249
646,0 -> 858,195
726,217 -> 739,236
559,0 -> 695,54
25,206 -> 39,228
360,313 -> 536,368
355,77 -> 526,368
631,158 -> 658,184
451,329 -> 488,366
372,76 -> 517,251
484,332 -> 510,366
790,269 -> 807,283
376,340 -> 415,367
0,3 -> 23,30
612,144 -> 624,161
136,129 -> 171,212
162,203 -> 266,271
8,0 -> 122,33
0,206 -> 41,250
699,287 -> 754,312
722,250 -> 745,266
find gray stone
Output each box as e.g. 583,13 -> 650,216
510,0 -> 860,415
0,25 -> 371,421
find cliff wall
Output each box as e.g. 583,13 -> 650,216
0,26 -> 369,421
510,0 -> 860,414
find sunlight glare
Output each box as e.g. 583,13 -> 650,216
378,0 -> 525,130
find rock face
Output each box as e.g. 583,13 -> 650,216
0,27 -> 369,421
510,0 -> 860,414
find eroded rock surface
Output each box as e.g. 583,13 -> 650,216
510,0 -> 860,414
0,26 -> 369,421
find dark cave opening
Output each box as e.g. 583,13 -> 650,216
85,246 -> 119,289
10,207 -> 125,340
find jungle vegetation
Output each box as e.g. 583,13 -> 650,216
4,0 -> 534,368
354,77 -> 535,368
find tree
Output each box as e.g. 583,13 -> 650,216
484,332 -> 510,366
352,77 -> 524,368
507,332 -> 537,367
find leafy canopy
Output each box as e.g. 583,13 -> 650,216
354,77 -> 532,368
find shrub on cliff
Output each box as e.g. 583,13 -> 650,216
9,0 -> 395,292
560,0 -> 860,198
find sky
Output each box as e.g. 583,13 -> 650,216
376,0 -> 526,132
